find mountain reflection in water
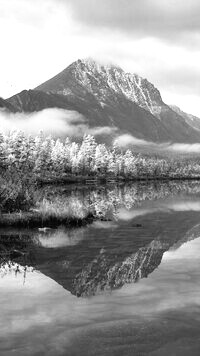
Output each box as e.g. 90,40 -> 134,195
1,182 -> 200,355
1,181 -> 200,297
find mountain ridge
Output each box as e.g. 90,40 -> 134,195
4,58 -> 200,143
0,97 -> 16,112
170,105 -> 200,131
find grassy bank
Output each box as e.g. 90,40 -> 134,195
1,179 -> 200,227
0,172 -> 96,227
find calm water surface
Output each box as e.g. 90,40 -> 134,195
1,181 -> 200,355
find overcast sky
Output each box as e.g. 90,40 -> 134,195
0,0 -> 200,115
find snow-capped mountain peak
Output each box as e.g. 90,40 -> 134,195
6,57 -> 199,144
63,58 -> 163,116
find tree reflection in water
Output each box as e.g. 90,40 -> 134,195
1,181 -> 200,297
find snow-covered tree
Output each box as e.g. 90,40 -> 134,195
0,132 -> 7,169
77,134 -> 97,174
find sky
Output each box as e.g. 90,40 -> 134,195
0,0 -> 200,116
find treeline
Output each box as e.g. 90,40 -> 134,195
1,131 -> 200,181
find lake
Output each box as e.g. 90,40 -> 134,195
1,181 -> 200,355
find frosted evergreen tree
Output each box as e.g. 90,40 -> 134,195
78,134 -> 97,174
34,136 -> 54,176
0,132 -> 7,169
51,139 -> 65,174
94,144 -> 109,174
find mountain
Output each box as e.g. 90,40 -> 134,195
6,89 -> 82,113
71,240 -> 167,297
1,181 -> 200,297
170,105 -> 200,131
0,97 -> 16,112
5,59 -> 200,143
30,219 -> 200,297
2,216 -> 200,298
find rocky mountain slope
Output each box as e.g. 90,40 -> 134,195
4,59 -> 200,143
72,240 -> 167,297
170,105 -> 200,131
0,97 -> 16,112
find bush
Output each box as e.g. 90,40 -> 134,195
0,168 -> 36,213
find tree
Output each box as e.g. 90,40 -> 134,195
0,132 -> 7,169
34,136 -> 54,177
94,144 -> 109,174
51,139 -> 65,174
77,135 -> 97,174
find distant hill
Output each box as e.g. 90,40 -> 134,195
4,58 -> 200,143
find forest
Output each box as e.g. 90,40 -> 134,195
1,130 -> 200,214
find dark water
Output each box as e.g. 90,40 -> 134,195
1,181 -> 200,355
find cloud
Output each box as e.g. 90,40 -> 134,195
0,108 -> 84,136
88,126 -> 117,136
0,0 -> 200,117
117,201 -> 200,221
37,227 -> 85,248
66,0 -> 200,41
92,221 -> 117,229
117,207 -> 154,221
169,143 -> 200,153
114,134 -> 149,147
114,134 -> 200,153
0,108 -> 116,137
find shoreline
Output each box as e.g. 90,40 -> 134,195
0,212 -> 95,228
1,178 -> 200,228
38,175 -> 200,185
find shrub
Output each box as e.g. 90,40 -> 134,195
0,168 -> 36,213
